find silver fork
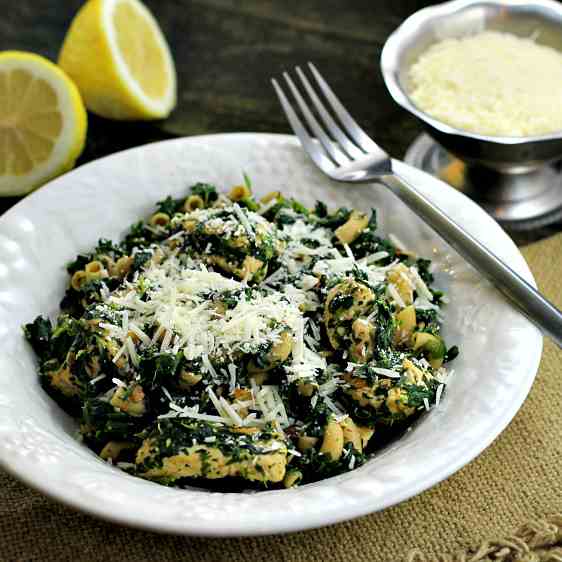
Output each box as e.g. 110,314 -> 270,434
272,63 -> 562,347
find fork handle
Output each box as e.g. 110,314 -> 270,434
382,171 -> 562,348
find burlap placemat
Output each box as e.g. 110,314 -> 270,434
1,234 -> 560,562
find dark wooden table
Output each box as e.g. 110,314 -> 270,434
1,0 -> 560,243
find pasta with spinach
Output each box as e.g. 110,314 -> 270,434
24,179 -> 458,490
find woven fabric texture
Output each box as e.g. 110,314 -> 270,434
1,234 -> 560,562
408,514 -> 562,561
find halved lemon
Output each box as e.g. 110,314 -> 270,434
58,0 -> 177,120
0,51 -> 87,196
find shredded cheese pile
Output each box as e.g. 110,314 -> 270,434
99,257 -> 304,365
409,31 -> 562,136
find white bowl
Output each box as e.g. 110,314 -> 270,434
0,133 -> 542,536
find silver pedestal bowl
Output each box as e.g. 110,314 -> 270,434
381,0 -> 562,226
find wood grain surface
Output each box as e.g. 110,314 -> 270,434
0,1 -> 427,156
0,0 -> 560,242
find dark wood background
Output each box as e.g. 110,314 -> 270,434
0,1 -> 426,164
0,0 -> 559,242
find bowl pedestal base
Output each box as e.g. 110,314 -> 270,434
405,134 -> 562,230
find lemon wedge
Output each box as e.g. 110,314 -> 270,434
0,51 -> 87,196
58,0 -> 177,120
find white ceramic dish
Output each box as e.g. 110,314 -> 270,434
0,133 -> 542,536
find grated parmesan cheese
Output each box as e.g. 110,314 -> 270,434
160,328 -> 173,352
232,203 -> 254,235
128,323 -> 151,346
219,396 -> 244,426
112,342 -> 128,365
159,402 -> 227,424
372,367 -> 401,378
409,31 -> 562,136
343,244 -> 355,261
358,250 -> 389,265
201,353 -> 219,381
227,364 -> 237,393
436,383 -> 444,407
387,283 -> 406,309
409,266 -> 433,301
125,336 -> 139,367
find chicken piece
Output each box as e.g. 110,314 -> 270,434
324,278 -> 376,360
135,421 -> 288,484
180,206 -> 283,283
343,359 -> 438,425
110,384 -> 146,417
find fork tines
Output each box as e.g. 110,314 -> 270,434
271,63 -> 381,173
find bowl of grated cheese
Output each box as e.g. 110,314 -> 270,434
381,0 -> 562,172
